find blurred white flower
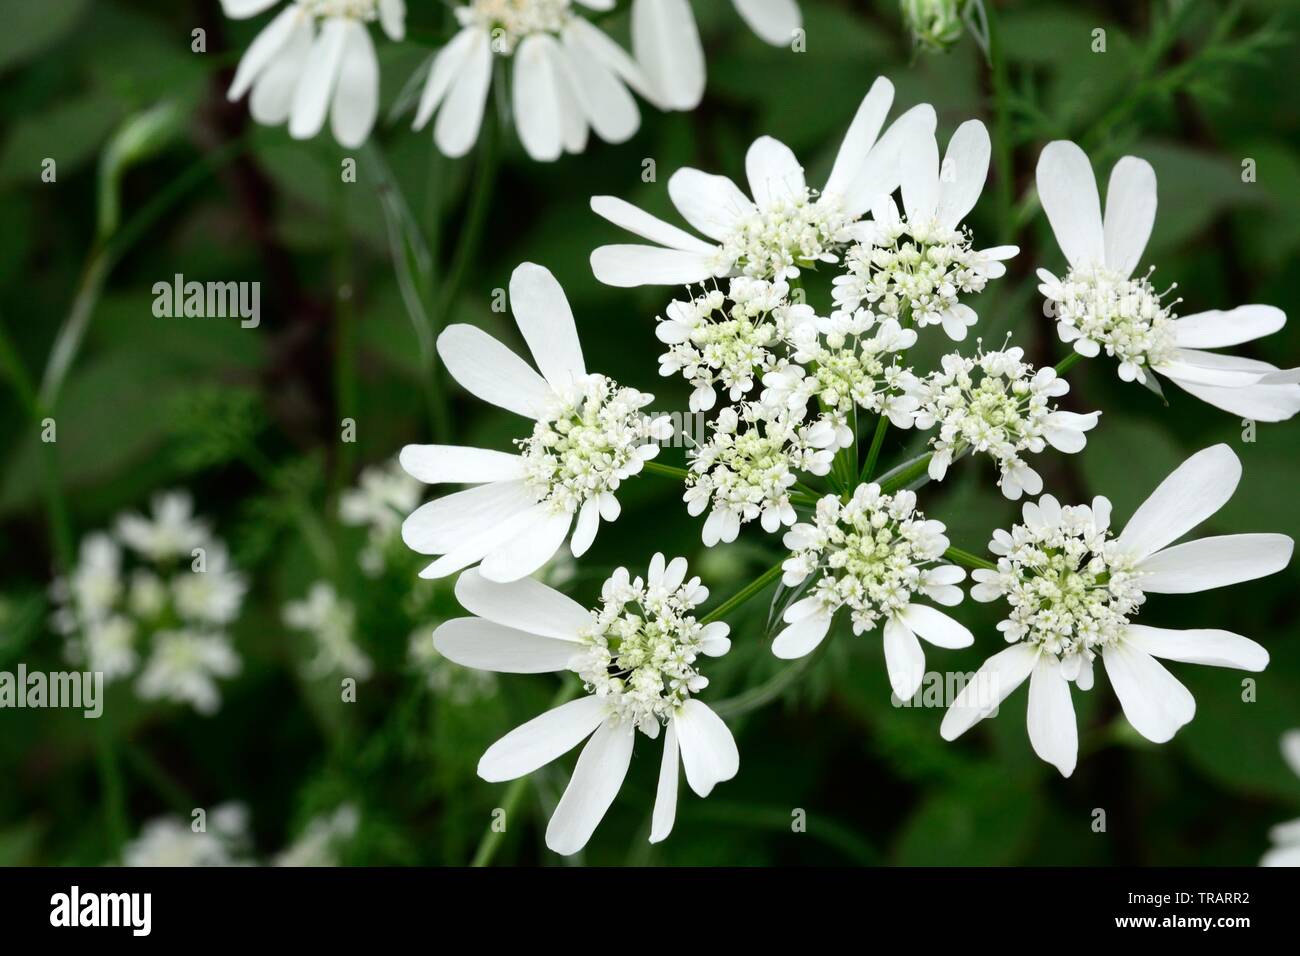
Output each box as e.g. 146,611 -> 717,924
433,554 -> 737,854
171,543 -> 248,626
339,458 -> 423,574
116,491 -> 210,563
283,581 -> 373,680
136,630 -> 242,714
400,263 -> 669,583
1036,140 -> 1300,420
943,445 -> 1289,776
273,804 -> 360,866
1262,730 -> 1300,867
121,802 -> 251,867
222,0 -> 406,148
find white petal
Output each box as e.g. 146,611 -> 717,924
1102,156 -> 1157,278
1159,350 -> 1267,387
1036,140 -> 1104,269
569,499 -> 600,558
649,721 -> 680,843
229,5 -> 301,102
1123,624 -> 1268,672
1136,533 -> 1293,593
433,617 -> 581,673
399,444 -> 524,485
590,195 -> 716,252
1117,444 -> 1240,561
936,120 -> 990,231
770,610 -> 832,659
436,324 -> 553,419
1027,655 -> 1078,777
401,479 -> 533,554
221,0 -> 280,19
900,126 -> 940,224
546,718 -> 635,855
414,28 -> 476,130
940,643 -> 1038,740
590,244 -> 721,287
508,262 -> 586,392
329,21 -> 379,148
673,700 -> 739,797
479,509 -> 574,583
478,696 -> 606,781
289,17 -> 349,140
745,136 -> 805,208
453,567 -> 589,641
561,26 -> 639,144
1167,376 -> 1300,423
378,0 -> 405,40
564,17 -> 656,105
512,34 -> 564,162
1283,731 -> 1300,778
883,615 -> 926,700
838,103 -> 936,219
1102,641 -> 1195,744
899,604 -> 974,648
823,76 -> 893,201
668,169 -> 755,241
416,503 -> 547,579
631,0 -> 705,111
248,15 -> 314,125
732,0 -> 801,45
435,27 -> 491,158
1172,305 -> 1286,349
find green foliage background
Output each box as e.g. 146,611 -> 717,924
0,0 -> 1297,866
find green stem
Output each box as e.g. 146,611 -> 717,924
1054,352 -> 1082,376
642,460 -> 689,481
94,719 -> 129,856
878,453 -> 933,493
985,0 -> 1015,243
944,545 -> 996,571
701,561 -> 785,625
859,415 -> 890,484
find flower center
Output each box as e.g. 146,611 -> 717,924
1045,266 -> 1178,381
720,190 -> 852,281
459,0 -> 572,53
301,0 -> 379,20
517,374 -> 659,515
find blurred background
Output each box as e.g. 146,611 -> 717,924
0,0 -> 1297,865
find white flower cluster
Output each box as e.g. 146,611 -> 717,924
571,554 -> 731,736
121,803 -> 251,867
51,492 -> 245,715
719,190 -> 856,282
970,495 -> 1142,682
908,345 -> 1100,499
518,373 -> 671,517
456,0 -> 571,53
339,458 -> 423,575
1038,266 -> 1179,383
283,581 -> 374,680
782,484 -> 962,634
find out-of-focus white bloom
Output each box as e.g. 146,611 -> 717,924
1036,141 -> 1300,420
50,533 -> 124,634
631,0 -> 803,111
339,458 -> 423,574
401,263 -> 670,583
943,445 -> 1288,777
433,555 -> 737,854
121,802 -> 251,867
273,804 -> 360,866
136,630 -> 242,714
908,346 -> 1099,499
773,485 -> 970,701
283,581 -> 373,680
831,122 -> 1017,341
171,543 -> 248,626
409,631 -> 498,704
116,492 -> 210,563
413,0 -> 656,161
1262,731 -> 1300,867
222,0 -> 405,148
591,78 -> 936,286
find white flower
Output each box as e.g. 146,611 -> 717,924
340,458 -> 423,574
401,263 -> 668,583
1036,140 -> 1300,421
831,121 -> 1018,340
136,629 -> 242,715
772,484 -> 971,701
908,345 -> 1100,499
590,77 -> 936,286
943,445 -> 1290,777
116,491 -> 210,563
283,581 -> 373,679
222,0 -> 406,148
1262,730 -> 1300,867
121,802 -> 251,867
171,543 -> 249,626
629,0 -> 803,111
413,0 -> 655,161
50,533 -> 124,632
273,804 -> 360,866
432,554 -> 738,854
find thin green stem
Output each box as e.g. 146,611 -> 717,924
985,0 -> 1015,243
860,414 -> 890,484
1054,352 -> 1082,376
642,460 -> 689,481
878,452 -> 933,494
701,561 -> 785,625
944,546 -> 996,571
94,719 -> 129,856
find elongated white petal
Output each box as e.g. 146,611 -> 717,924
732,0 -> 801,45
378,0 -> 405,40
589,195 -> 716,252
940,643 -> 1038,740
508,263 -> 586,392
561,26 -> 639,144
1159,350 -> 1268,388
1167,376 -> 1300,423
512,34 -> 564,162
1036,140 -> 1104,270
839,103 -> 936,219
900,127 -> 940,224
565,17 -> 656,104
435,27 -> 491,158
1137,533 -> 1293,593
478,696 -> 606,782
414,28 -> 476,130
746,136 -> 805,208
229,5 -> 301,102
1102,641 -> 1195,743
673,700 -> 739,797
1102,156 -> 1156,278
249,16 -> 314,125
668,169 -> 755,241
770,609 -> 832,659
479,509 -> 574,583
289,17 -> 349,140
1123,624 -> 1268,672
899,603 -> 973,649
631,0 -> 705,111
401,480 -> 534,554
417,504 -> 546,579
433,617 -> 582,673
1172,305 -> 1286,349
569,499 -> 600,558
546,718 -> 635,855
330,21 -> 378,148
1027,655 -> 1077,777
436,324 -> 553,420
453,568 -> 589,641
883,615 -> 926,701
649,721 -> 680,843
399,444 -> 523,485
590,244 -> 721,287
222,0 -> 279,19
1117,444 -> 1240,561
823,76 -> 893,201
936,120 -> 990,231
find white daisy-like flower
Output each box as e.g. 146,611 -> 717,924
283,581 -> 374,680
273,804 -> 360,866
590,77 -> 936,286
942,445 -> 1290,777
222,0 -> 406,149
121,803 -> 251,867
772,484 -> 971,702
171,543 -> 249,627
136,629 -> 242,714
1036,140 -> 1300,421
629,0 -> 803,111
830,121 -> 1018,340
908,345 -> 1100,499
116,491 -> 210,563
339,458 -> 423,574
432,554 -> 738,854
1262,730 -> 1300,867
413,0 -> 657,161
401,263 -> 670,583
